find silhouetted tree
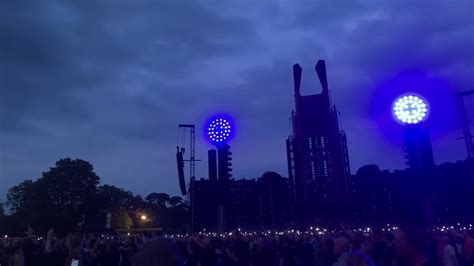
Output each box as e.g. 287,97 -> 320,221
7,180 -> 35,212
112,207 -> 133,230
129,195 -> 147,210
166,196 -> 189,233
97,184 -> 135,210
42,158 -> 99,209
169,196 -> 183,207
145,192 -> 170,207
5,158 -> 192,234
6,158 -> 100,233
0,201 -> 4,216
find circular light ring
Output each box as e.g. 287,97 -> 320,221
206,116 -> 233,144
392,94 -> 429,125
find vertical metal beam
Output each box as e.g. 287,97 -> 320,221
190,126 -> 195,178
457,90 -> 474,158
293,64 -> 302,96
286,138 -> 294,182
191,176 -> 195,234
315,60 -> 329,95
208,149 -> 217,181
178,124 -> 197,178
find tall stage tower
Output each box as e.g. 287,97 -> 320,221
392,94 -> 433,170
286,60 -> 350,221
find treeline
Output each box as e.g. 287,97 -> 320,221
0,158 -> 189,236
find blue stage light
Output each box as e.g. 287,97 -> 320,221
205,115 -> 234,145
393,94 -> 429,125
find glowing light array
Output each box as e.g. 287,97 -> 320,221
207,117 -> 232,144
393,94 -> 428,124
162,223 -> 472,239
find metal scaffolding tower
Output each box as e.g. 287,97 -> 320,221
457,90 -> 474,158
178,124 -> 197,178
177,124 -> 200,233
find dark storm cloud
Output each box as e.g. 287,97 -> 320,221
1,2 -> 90,133
0,0 -> 255,133
0,0 -> 257,197
1,0 -> 472,199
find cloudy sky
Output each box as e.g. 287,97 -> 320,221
1,1 -> 473,200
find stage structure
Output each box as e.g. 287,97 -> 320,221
205,115 -> 234,232
392,93 -> 435,225
176,124 -> 201,233
456,90 -> 474,159
286,60 -> 351,223
392,94 -> 434,169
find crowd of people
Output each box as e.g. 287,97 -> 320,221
1,226 -> 474,266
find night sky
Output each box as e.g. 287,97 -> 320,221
1,1 -> 473,200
